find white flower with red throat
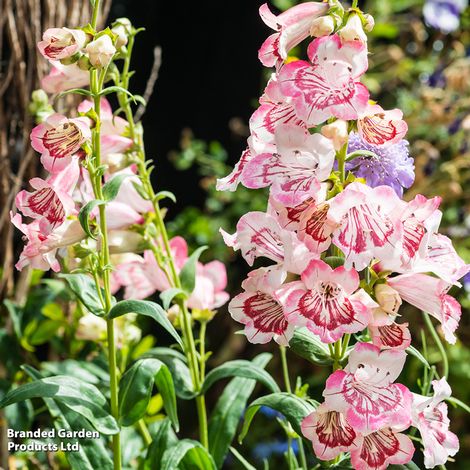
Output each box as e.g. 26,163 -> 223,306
388,273 -> 461,344
328,183 -> 402,271
358,103 -> 408,147
323,342 -> 413,433
279,34 -> 369,126
38,28 -> 86,61
228,266 -> 294,346
301,403 -> 357,461
258,2 -> 329,67
249,75 -> 306,145
30,113 -> 91,173
220,211 -> 314,275
241,124 -> 335,207
15,158 -> 79,230
285,259 -> 374,343
350,426 -> 415,470
411,378 -> 459,468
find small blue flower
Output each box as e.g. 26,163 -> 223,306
423,0 -> 468,33
346,132 -> 415,197
252,439 -> 299,460
259,406 -> 284,419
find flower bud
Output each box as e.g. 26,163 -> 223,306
310,16 -> 335,37
375,284 -> 402,316
85,35 -> 116,68
339,13 -> 368,43
363,13 -> 375,32
321,119 -> 348,150
76,313 -> 107,341
112,18 -> 132,48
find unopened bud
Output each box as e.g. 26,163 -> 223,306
321,119 -> 348,150
85,35 -> 116,68
112,18 -> 132,48
363,13 -> 375,32
375,284 -> 402,316
310,16 -> 335,37
339,13 -> 368,43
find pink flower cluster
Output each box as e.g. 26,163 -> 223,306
218,3 -> 467,468
14,93 -> 228,311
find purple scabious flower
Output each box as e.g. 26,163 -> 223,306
423,0 -> 468,33
346,132 -> 415,197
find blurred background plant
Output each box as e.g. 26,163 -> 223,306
1,0 -> 470,468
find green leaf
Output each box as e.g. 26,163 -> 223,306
142,348 -> 195,400
78,199 -> 106,239
179,246 -> 207,294
42,360 -> 108,385
229,447 -> 257,470
57,88 -> 93,99
239,393 -> 316,443
289,327 -> 332,365
406,345 -> 430,369
389,463 -> 420,470
208,353 -> 272,468
0,371 -> 118,435
160,439 -> 216,470
23,366 -> 113,470
59,273 -> 105,316
108,299 -> 183,348
118,358 -> 178,429
154,190 -> 176,204
29,320 -> 62,345
324,256 -> 345,268
201,360 -> 280,395
99,86 -> 145,105
144,418 -> 178,470
160,287 -> 186,310
102,174 -> 131,201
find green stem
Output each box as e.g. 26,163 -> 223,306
340,333 -> 351,358
199,321 -> 207,380
279,346 -> 291,393
137,419 -> 152,447
115,44 -> 208,447
337,142 -> 348,184
88,3 -> 121,466
352,0 -> 359,9
423,312 -> 449,379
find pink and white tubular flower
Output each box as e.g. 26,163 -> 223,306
241,124 -> 335,207
249,75 -> 306,144
350,427 -> 415,470
279,34 -> 369,126
188,261 -> 230,311
258,2 -> 329,67
216,136 -> 272,192
328,183 -> 402,271
31,113 -> 91,173
11,213 -> 85,272
220,211 -> 314,275
323,342 -> 413,433
15,158 -> 79,230
113,236 -> 188,299
411,378 -> 459,468
41,62 -> 90,94
388,273 -> 461,344
301,403 -> 357,461
228,266 -> 294,346
357,103 -> 408,147
284,259 -> 374,343
369,322 -> 412,350
38,28 -> 86,61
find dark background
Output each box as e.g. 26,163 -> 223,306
108,0 -> 266,212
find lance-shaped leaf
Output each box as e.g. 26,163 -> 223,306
142,348 -> 196,400
160,439 -> 216,470
78,199 -> 106,239
118,358 -> 178,429
208,353 -> 272,469
0,372 -> 118,435
59,273 -> 105,316
143,418 -> 178,470
108,300 -> 183,348
201,360 -> 280,395
160,288 -> 186,310
179,246 -> 207,294
239,393 -> 316,442
23,366 -> 113,470
102,173 -> 131,201
289,327 -> 333,365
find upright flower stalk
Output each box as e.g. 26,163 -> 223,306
219,1 -> 469,468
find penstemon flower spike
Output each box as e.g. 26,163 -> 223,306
218,1 -> 469,468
